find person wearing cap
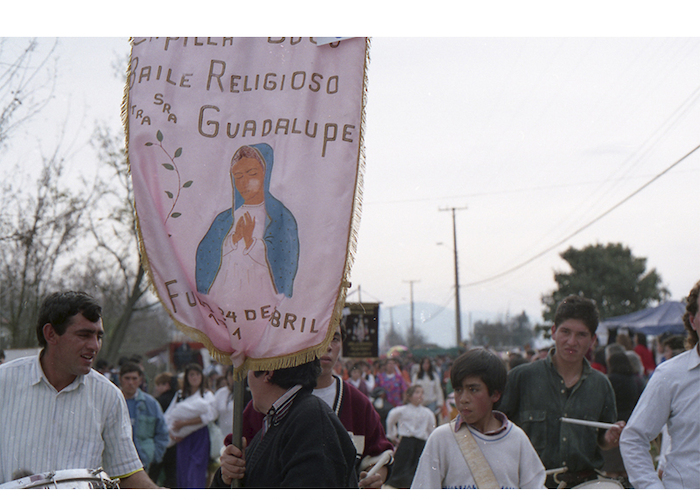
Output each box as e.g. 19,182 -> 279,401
210,358 -> 358,488
239,325 -> 394,488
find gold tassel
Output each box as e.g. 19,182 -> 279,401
124,37 -> 371,382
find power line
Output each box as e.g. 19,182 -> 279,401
462,142 -> 700,288
421,290 -> 457,324
362,169 -> 697,206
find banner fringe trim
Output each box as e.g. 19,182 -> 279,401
123,38 -> 371,382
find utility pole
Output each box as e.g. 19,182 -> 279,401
440,206 -> 467,347
403,279 -> 419,339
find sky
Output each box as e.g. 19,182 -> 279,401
3,5 -> 700,347
354,37 -> 700,345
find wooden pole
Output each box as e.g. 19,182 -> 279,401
230,378 -> 245,488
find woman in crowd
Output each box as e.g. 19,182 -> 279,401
411,357 -> 444,414
601,351 -> 644,483
164,363 -> 216,488
375,358 -> 409,408
362,361 -> 376,393
384,385 -> 436,488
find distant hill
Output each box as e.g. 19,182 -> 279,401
377,302 -> 500,349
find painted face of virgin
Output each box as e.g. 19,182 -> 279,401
232,157 -> 265,205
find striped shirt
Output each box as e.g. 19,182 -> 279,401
0,355 -> 143,484
261,384 -> 302,437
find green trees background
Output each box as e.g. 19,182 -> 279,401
541,242 -> 669,323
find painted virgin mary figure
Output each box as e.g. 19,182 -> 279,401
196,143 -> 299,301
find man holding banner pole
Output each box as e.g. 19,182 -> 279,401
239,324 -> 394,488
211,359 -> 358,487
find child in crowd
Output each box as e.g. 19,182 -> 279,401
411,348 -> 545,489
384,385 -> 436,488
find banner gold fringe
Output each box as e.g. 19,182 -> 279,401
122,38 -> 371,381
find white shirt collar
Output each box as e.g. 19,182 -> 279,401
32,354 -> 85,393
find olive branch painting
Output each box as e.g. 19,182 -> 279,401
145,130 -> 193,223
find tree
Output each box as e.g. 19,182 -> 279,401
541,243 -> 669,322
406,326 -> 427,349
0,42 -> 162,358
0,38 -> 65,348
511,311 -> 534,342
382,323 -> 406,352
79,125 -> 158,362
472,311 -> 534,348
0,125 -> 168,357
0,38 -> 57,150
0,148 -> 91,347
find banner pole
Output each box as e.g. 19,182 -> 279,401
230,378 -> 245,488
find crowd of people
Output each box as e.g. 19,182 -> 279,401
98,357 -> 237,488
213,289 -> 698,490
1,281 -> 699,489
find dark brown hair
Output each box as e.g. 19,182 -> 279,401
451,348 -> 507,396
554,295 -> 599,335
682,280 -> 700,348
36,291 -> 102,348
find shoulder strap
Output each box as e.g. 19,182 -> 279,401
451,418 -> 499,489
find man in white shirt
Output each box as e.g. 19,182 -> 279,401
0,291 -> 158,488
620,280 -> 700,489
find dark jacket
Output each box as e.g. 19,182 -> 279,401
241,377 -> 394,464
607,372 -> 644,421
212,389 -> 358,488
498,349 -> 617,472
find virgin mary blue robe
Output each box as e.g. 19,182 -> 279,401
195,143 -> 299,298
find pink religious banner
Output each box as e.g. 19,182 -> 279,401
124,37 -> 368,375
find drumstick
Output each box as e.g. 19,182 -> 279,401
561,417 -> 614,430
365,450 -> 393,478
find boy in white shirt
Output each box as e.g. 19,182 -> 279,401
411,348 -> 546,489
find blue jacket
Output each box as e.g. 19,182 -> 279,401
128,389 -> 169,468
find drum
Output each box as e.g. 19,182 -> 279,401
572,478 -> 624,489
0,468 -> 119,489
